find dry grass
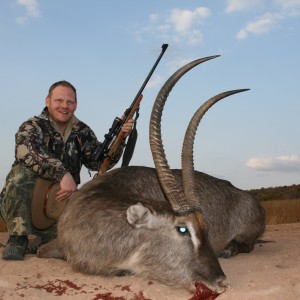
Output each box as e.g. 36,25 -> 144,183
261,199 -> 300,225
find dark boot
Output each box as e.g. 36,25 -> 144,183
26,235 -> 42,255
2,235 -> 28,260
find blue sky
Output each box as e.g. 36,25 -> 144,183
0,0 -> 299,190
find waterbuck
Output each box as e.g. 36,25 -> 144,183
37,56 -> 265,294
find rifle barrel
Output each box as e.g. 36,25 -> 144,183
128,44 -> 168,111
96,44 -> 168,164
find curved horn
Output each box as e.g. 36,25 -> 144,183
181,89 -> 250,209
150,55 -> 220,214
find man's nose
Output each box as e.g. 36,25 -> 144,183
61,101 -> 68,108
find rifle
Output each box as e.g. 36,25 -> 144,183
95,44 -> 168,176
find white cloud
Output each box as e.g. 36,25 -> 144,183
136,7 -> 210,46
149,14 -> 159,23
274,0 -> 300,16
15,0 -> 41,24
246,154 -> 300,172
146,75 -> 165,89
234,0 -> 300,39
225,0 -> 264,13
274,0 -> 300,10
236,12 -> 283,39
169,7 -> 210,33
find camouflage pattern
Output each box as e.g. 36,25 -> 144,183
0,163 -> 57,241
13,107 -> 106,185
0,107 -> 123,238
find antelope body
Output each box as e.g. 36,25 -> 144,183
37,56 -> 265,293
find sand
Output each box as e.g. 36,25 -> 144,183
0,222 -> 299,300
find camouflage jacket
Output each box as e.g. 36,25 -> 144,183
13,107 -> 119,185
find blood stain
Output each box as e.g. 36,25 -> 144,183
92,292 -> 126,300
134,291 -> 152,300
189,281 -> 221,300
31,279 -> 82,296
121,285 -> 131,292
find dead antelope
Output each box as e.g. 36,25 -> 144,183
37,56 -> 265,294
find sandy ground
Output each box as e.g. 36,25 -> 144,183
0,222 -> 299,300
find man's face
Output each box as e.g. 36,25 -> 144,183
46,85 -> 77,129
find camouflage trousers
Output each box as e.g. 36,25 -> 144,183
0,163 -> 57,243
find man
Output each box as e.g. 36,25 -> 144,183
0,80 -> 134,260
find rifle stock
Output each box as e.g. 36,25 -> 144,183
95,44 -> 168,176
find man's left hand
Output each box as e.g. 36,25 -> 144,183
121,119 -> 134,138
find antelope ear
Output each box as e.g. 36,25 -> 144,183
127,203 -> 160,229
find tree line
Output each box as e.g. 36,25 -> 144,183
248,184 -> 300,202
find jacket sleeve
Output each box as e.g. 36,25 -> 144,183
15,120 -> 67,182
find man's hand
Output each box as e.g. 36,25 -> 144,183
121,119 -> 134,138
55,172 -> 77,201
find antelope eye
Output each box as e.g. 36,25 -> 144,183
176,226 -> 190,236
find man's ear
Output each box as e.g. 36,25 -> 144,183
45,96 -> 50,107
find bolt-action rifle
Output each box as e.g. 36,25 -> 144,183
95,44 -> 168,176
